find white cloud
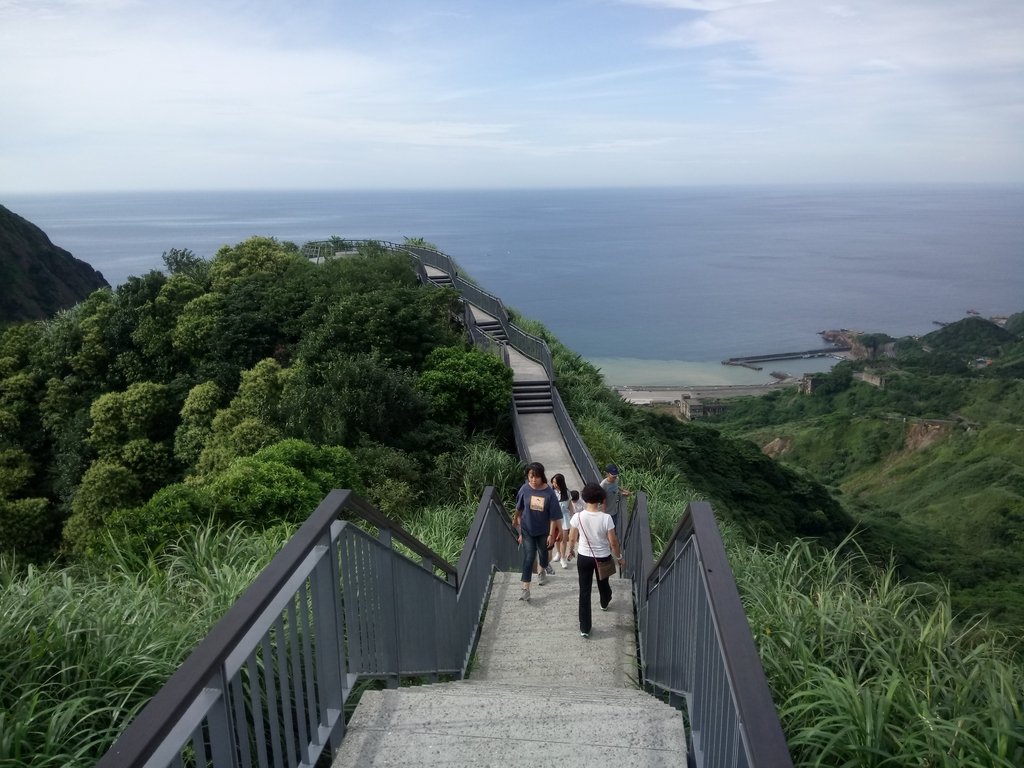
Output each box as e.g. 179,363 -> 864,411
0,0 -> 1022,190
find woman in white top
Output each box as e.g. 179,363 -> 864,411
551,473 -> 573,567
567,482 -> 626,638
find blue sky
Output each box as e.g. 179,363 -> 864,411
2,0 -> 1022,191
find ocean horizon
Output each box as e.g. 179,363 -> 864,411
6,186 -> 1023,386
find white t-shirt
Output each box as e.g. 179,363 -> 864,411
571,510 -> 615,558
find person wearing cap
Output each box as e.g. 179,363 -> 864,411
600,463 -> 630,523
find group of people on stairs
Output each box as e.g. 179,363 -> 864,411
510,461 -> 630,638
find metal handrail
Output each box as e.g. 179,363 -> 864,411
96,488 -> 518,768
303,238 -> 792,767
624,498 -> 794,768
552,387 -> 600,485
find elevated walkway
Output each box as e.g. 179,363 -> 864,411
97,242 -> 791,768
334,572 -> 685,767
331,262 -> 655,765
469,303 -> 584,491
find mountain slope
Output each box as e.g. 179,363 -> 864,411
0,204 -> 109,323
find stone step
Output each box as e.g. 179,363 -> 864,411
515,406 -> 554,414
399,679 -> 676,711
333,683 -> 685,767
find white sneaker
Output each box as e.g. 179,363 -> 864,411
537,569 -> 546,585
560,559 -> 568,569
552,552 -> 560,563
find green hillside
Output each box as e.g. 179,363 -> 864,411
1,231 -> 1020,767
715,315 -> 1024,624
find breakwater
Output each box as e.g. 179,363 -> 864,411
722,346 -> 850,370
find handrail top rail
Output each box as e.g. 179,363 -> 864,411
646,500 -> 794,768
97,489 -> 456,768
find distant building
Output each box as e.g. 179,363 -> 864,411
799,375 -> 824,394
680,397 -> 728,420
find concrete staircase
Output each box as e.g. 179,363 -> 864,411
513,380 -> 553,414
426,269 -> 455,288
335,681 -> 684,766
333,572 -> 687,767
475,317 -> 508,342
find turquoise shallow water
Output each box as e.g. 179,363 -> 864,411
5,186 -> 1022,385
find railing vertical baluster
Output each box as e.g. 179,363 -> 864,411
296,579 -> 320,746
191,726 -> 210,766
272,616 -> 298,766
227,666 -> 252,768
313,527 -> 345,751
243,653 -> 270,768
259,633 -> 286,768
285,598 -> 313,765
206,675 -> 239,766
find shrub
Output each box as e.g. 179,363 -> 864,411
252,439 -> 360,496
106,484 -> 214,555
208,456 -> 322,526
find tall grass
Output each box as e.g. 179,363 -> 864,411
729,537 -> 1024,767
0,524 -> 291,766
435,438 -> 523,506
538,323 -> 1023,766
403,503 -> 476,564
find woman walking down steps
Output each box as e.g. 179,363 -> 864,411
568,482 -> 626,638
512,462 -> 562,602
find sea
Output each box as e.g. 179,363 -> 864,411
5,186 -> 1023,386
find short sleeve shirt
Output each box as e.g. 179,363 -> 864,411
571,510 -> 615,558
515,483 -> 562,536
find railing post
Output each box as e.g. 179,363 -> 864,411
312,531 -> 346,752
378,528 -> 401,688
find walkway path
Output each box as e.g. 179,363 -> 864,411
333,572 -> 685,767
331,257 -> 686,766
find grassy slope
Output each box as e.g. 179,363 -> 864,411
718,317 -> 1024,626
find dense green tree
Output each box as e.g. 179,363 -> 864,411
322,249 -> 421,294
63,460 -> 143,556
161,247 -> 211,286
298,286 -> 461,370
207,236 -> 305,293
350,442 -> 425,518
194,359 -> 289,477
174,381 -> 223,466
0,448 -> 54,561
87,382 -> 176,459
417,345 -> 512,435
251,439 -> 360,496
130,275 -> 205,383
208,456 -> 322,527
281,353 -> 427,448
105,483 -> 214,555
38,377 -> 94,507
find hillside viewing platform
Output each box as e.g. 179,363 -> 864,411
96,242 -> 791,768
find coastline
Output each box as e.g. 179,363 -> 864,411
587,355 -> 837,388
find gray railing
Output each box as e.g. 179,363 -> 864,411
97,488 -> 518,768
299,238 -> 792,767
552,387 -> 600,485
622,495 -> 793,768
